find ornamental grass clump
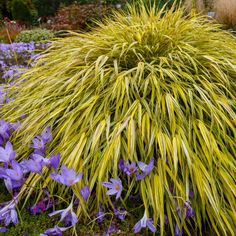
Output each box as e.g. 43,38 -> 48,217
1,2 -> 236,235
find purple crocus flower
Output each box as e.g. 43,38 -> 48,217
175,224 -> 182,236
51,165 -> 83,187
30,153 -> 60,169
0,197 -> 19,227
133,213 -> 156,233
189,191 -> 194,199
136,157 -> 154,180
0,166 -> 7,178
10,121 -> 21,131
164,215 -> 169,225
102,178 -> 123,200
0,227 -> 7,233
22,159 -> 43,173
0,136 -> 4,146
119,159 -> 137,177
96,204 -> 105,223
5,160 -> 23,181
0,141 -> 16,163
183,201 -> 194,219
0,120 -> 11,141
30,198 -> 54,215
48,153 -> 60,169
176,201 -> 194,220
30,136 -> 46,154
41,127 -> 53,144
4,177 -> 22,193
40,226 -> 69,236
80,186 -> 90,201
48,201 -> 78,227
103,223 -> 118,236
114,207 -> 127,221
30,200 -> 46,215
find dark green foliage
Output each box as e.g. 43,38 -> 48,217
11,0 -> 33,24
32,0 -> 74,17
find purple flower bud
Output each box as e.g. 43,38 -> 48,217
80,186 -> 90,201
114,207 -> 127,221
183,201 -> 194,219
41,127 -> 52,144
136,157 -> 154,180
96,204 -> 105,223
175,224 -> 182,236
30,136 -> 46,154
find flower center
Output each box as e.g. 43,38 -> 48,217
115,185 -> 120,191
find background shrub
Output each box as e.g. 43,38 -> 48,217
15,29 -> 54,42
11,0 -> 34,24
0,19 -> 25,43
214,0 -> 236,30
2,2 -> 236,235
32,0 -> 72,18
45,3 -> 112,30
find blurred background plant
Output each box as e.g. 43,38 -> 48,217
0,18 -> 25,43
15,28 -> 54,42
44,3 -> 113,30
214,0 -> 236,30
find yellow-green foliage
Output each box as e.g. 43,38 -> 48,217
2,2 -> 236,235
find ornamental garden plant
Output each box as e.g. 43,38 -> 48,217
1,1 -> 236,235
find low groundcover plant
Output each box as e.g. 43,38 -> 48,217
1,1 -> 236,235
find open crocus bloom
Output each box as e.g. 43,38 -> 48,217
133,212 -> 156,233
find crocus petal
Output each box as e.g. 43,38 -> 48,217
61,165 -> 73,178
137,161 -> 147,171
74,172 -> 83,183
80,186 -> 90,201
110,178 -> 121,185
69,211 -> 78,226
106,189 -> 118,196
4,178 -> 13,193
24,159 -> 42,173
102,182 -> 114,188
136,172 -> 147,180
48,209 -> 64,217
41,127 -> 52,144
50,172 -> 61,182
115,190 -> 122,200
0,227 -> 7,233
147,220 -> 157,233
49,153 -> 60,169
118,159 -> 125,171
133,221 -> 142,233
10,209 -> 18,225
145,157 -> 154,173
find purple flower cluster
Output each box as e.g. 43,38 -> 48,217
98,157 -> 156,235
0,42 -> 49,82
0,196 -> 19,232
119,157 -> 154,180
0,121 -> 62,232
0,116 -> 93,235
